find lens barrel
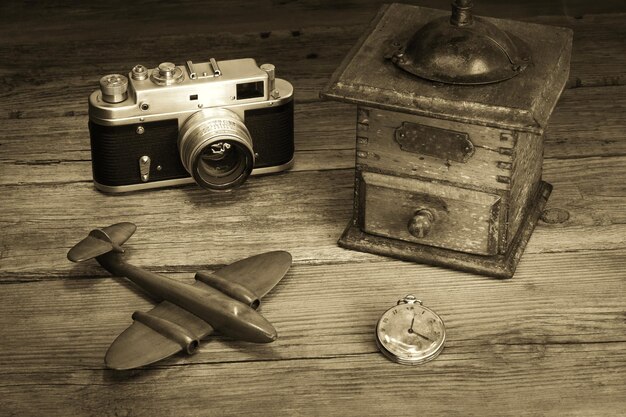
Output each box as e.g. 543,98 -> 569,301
178,109 -> 255,191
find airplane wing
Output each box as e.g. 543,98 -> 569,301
67,222 -> 137,262
105,300 -> 214,370
105,251 -> 292,370
101,222 -> 137,246
208,250 -> 292,298
67,235 -> 115,263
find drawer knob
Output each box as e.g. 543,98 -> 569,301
408,209 -> 435,238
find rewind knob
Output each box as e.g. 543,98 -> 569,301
99,74 -> 128,104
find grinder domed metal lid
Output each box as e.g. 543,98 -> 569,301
390,0 -> 531,84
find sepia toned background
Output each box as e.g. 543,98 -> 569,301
1,1 -> 625,415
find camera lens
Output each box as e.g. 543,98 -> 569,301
179,109 -> 254,191
197,142 -> 246,181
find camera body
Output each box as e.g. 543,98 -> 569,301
88,58 -> 294,192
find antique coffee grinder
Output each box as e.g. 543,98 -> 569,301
321,1 -> 573,278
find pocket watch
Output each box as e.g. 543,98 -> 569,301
375,295 -> 446,365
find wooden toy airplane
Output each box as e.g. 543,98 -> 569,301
67,222 -> 291,370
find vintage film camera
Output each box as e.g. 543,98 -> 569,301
88,58 -> 294,192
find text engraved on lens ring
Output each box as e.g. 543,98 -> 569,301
199,120 -> 238,136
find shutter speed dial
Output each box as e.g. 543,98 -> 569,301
159,62 -> 177,78
151,62 -> 184,85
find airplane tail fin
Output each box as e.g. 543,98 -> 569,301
67,222 -> 137,263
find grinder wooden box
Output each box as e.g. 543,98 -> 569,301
321,2 -> 572,278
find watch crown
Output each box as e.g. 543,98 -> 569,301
398,295 -> 422,305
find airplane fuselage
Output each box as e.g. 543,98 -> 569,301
96,252 -> 277,343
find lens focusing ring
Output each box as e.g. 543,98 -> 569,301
179,109 -> 255,191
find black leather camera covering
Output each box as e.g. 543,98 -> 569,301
245,100 -> 294,168
89,100 -> 294,187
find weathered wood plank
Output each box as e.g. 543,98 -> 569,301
0,25 -> 357,118
1,85 -> 625,187
0,14 -> 624,119
0,345 -> 624,417
533,13 -> 626,88
0,101 -> 356,185
1,0 -> 624,45
0,170 -> 356,276
0,249 -> 624,416
1,154 -> 625,276
0,249 -> 624,368
545,85 -> 626,158
0,3 -> 624,417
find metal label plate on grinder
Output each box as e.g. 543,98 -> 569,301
394,122 -> 474,163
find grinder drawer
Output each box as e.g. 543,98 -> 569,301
360,172 -> 501,255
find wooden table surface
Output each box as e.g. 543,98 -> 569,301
1,1 -> 625,416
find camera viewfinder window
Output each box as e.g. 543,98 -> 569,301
237,81 -> 264,100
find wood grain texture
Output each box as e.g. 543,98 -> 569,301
1,345 -> 624,417
0,251 -> 624,416
357,106 -> 513,191
359,171 -> 501,255
0,14 -> 624,120
1,0 -> 624,45
0,1 -> 625,416
507,131 -> 543,245
1,154 -> 626,278
2,85 -> 624,189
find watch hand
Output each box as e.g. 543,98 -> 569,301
413,331 -> 434,342
407,314 -> 432,341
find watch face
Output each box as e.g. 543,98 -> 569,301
376,299 -> 445,365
